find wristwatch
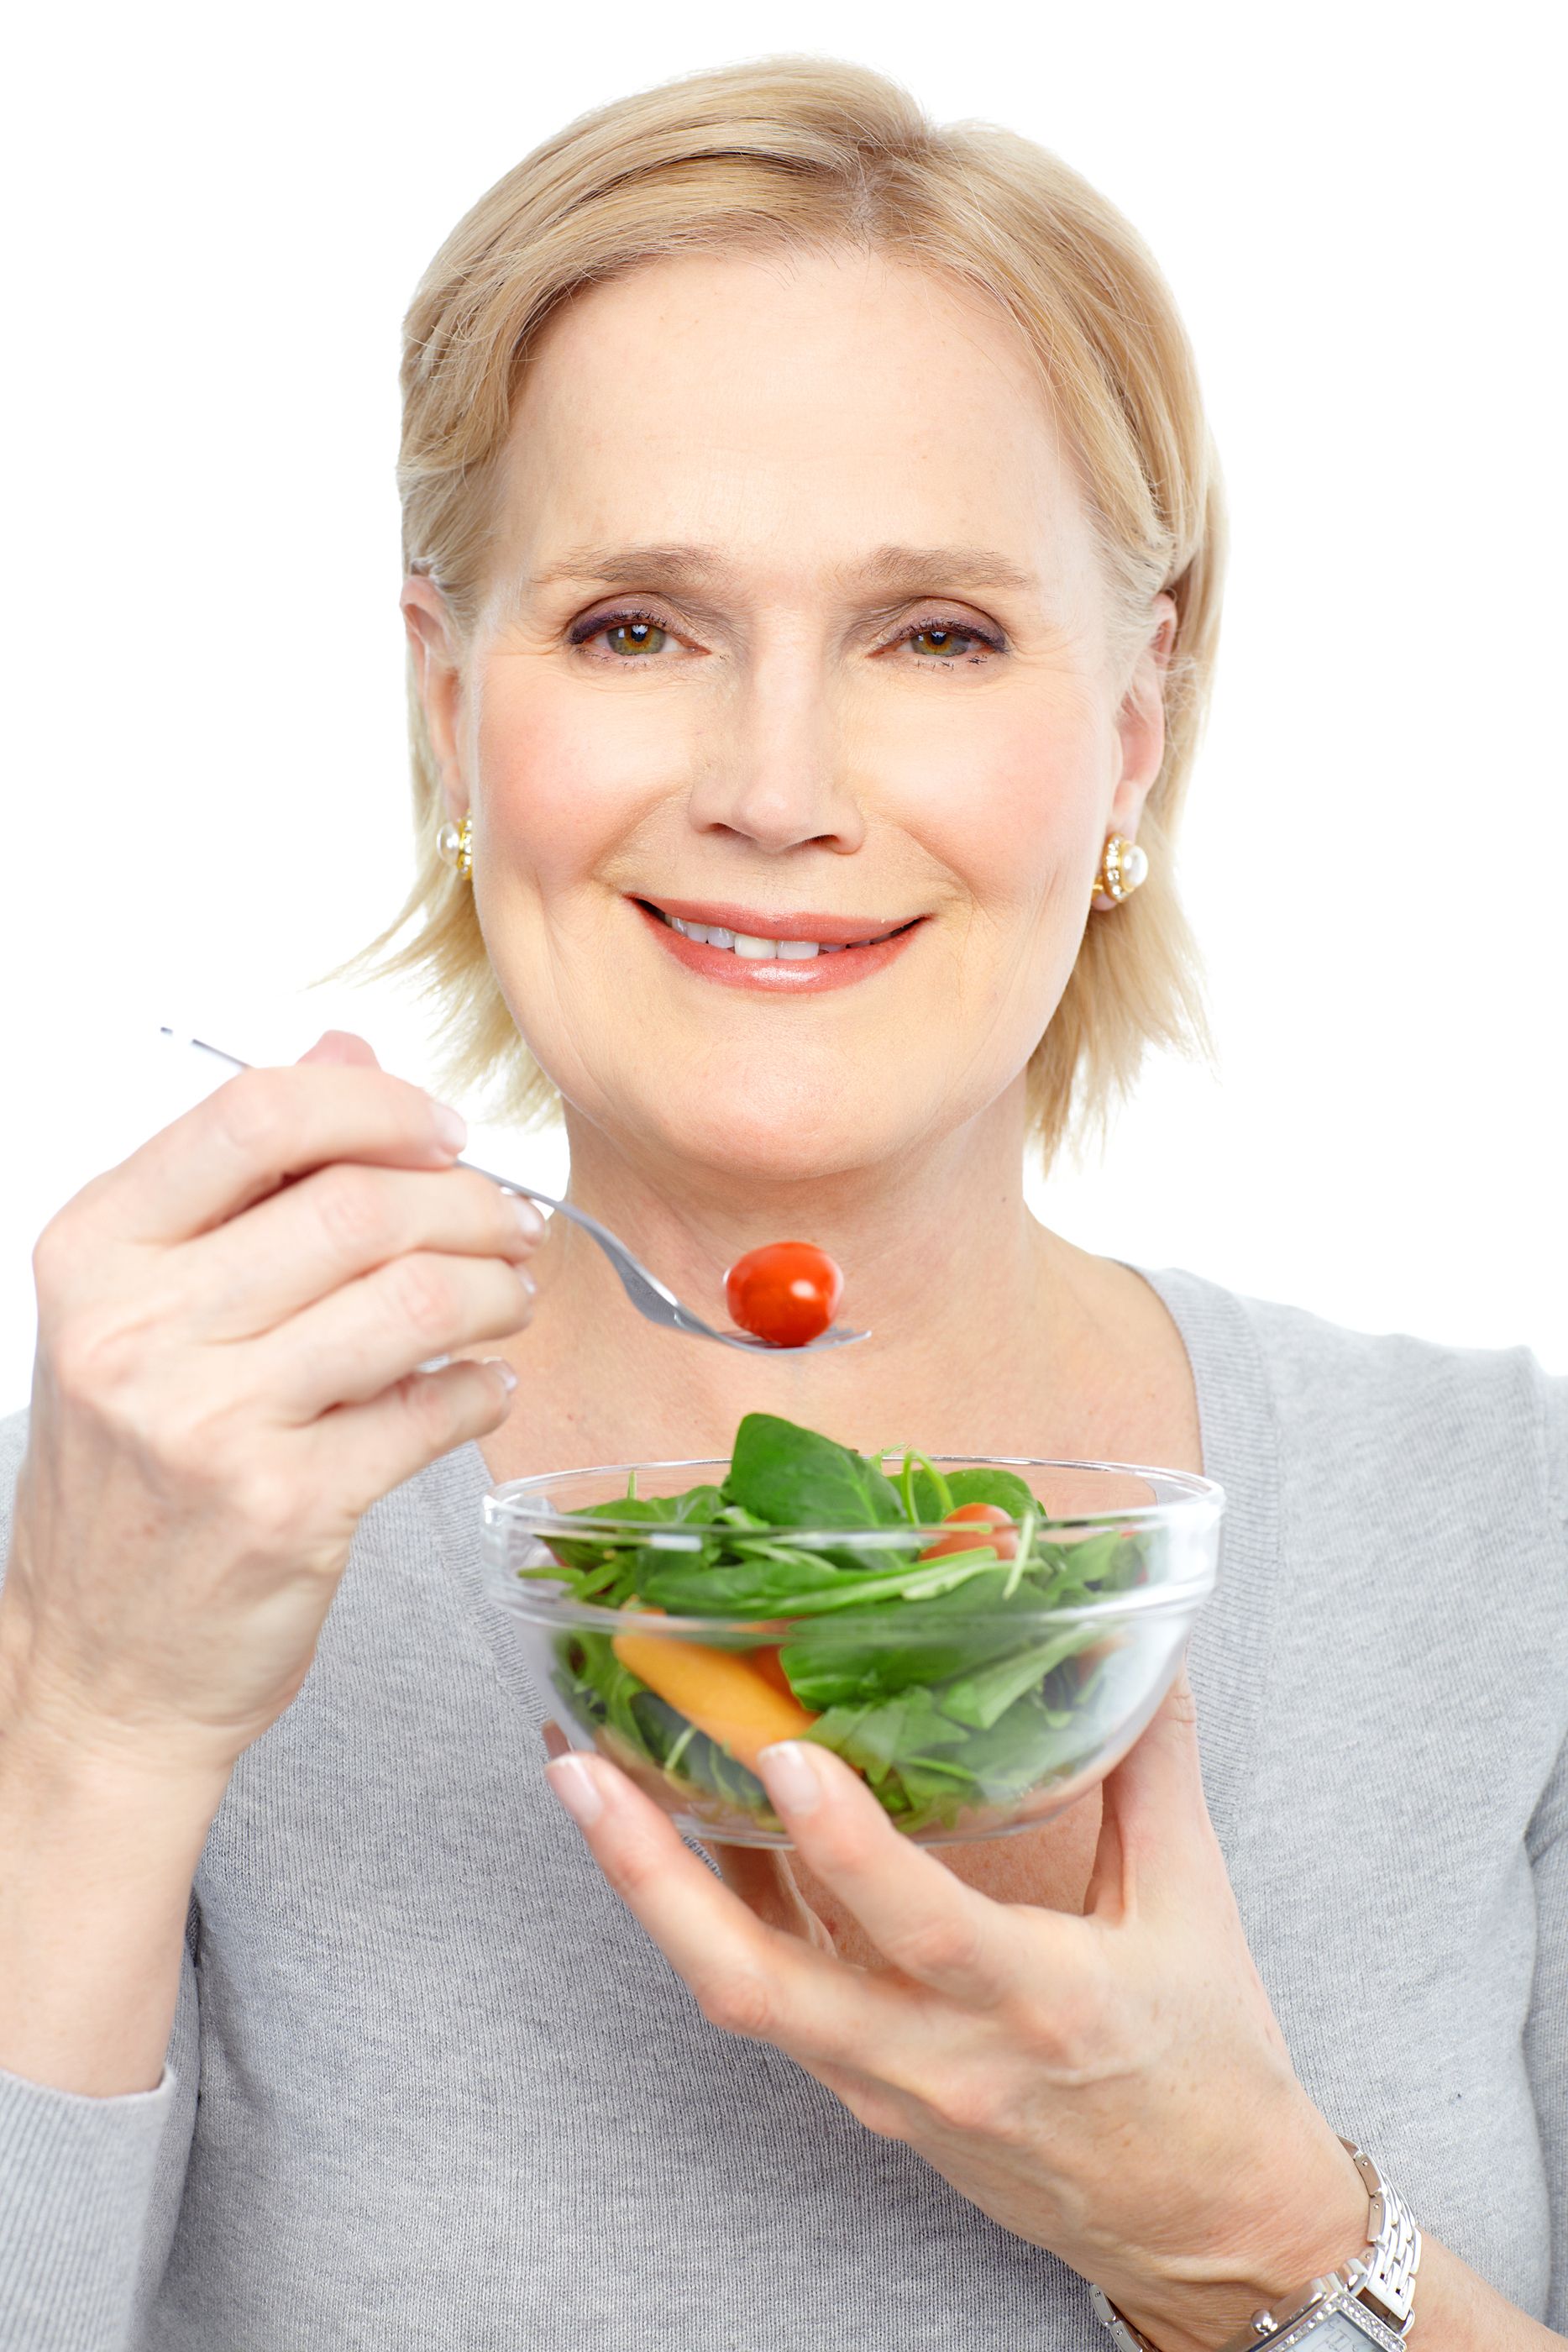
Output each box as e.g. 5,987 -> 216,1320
1089,2137 -> 1422,2351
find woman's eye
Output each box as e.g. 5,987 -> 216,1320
903,622 -> 995,661
600,617 -> 668,658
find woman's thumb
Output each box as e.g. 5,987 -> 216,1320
296,1029 -> 382,1068
1085,1659 -> 1220,1920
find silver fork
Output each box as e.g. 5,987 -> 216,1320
163,1032 -> 868,1354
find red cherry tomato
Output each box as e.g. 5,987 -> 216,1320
723,1242 -> 844,1347
917,1502 -> 1018,1563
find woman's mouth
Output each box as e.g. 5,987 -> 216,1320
631,896 -> 926,992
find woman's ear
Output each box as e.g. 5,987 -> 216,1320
401,576 -> 469,819
1109,592 -> 1177,836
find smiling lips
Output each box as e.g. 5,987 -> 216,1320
633,896 -> 924,992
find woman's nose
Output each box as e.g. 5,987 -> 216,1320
685,663 -> 867,855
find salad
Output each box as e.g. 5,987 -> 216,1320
517,1410 -> 1162,1839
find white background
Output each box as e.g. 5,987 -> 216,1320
2,0 -> 1563,1415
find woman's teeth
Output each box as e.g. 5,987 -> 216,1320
661,915 -> 858,958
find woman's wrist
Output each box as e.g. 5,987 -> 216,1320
1104,2108 -> 1371,2352
0,1665 -> 228,2097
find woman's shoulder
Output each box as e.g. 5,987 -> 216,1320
1154,1265 -> 1567,1562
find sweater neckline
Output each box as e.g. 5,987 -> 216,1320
434,1263 -> 1279,1865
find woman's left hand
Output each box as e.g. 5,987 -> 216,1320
545,1671 -> 1370,2352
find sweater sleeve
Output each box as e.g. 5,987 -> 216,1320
0,1408 -> 200,2352
1524,1368 -> 1568,2336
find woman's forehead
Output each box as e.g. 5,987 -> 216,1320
489,247 -> 1098,606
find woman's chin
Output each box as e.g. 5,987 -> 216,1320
598,1086 -> 926,1190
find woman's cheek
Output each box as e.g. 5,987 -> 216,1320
893,707 -> 1105,936
475,660 -> 672,891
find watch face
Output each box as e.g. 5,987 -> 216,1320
1264,2295 -> 1405,2349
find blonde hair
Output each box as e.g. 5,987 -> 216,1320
354,54 -> 1223,1156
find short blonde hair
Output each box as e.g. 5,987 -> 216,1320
358,55 -> 1223,1155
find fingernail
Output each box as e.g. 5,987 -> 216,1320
506,1191 -> 546,1239
756,1741 -> 823,1816
482,1357 -> 517,1394
546,1754 -> 604,1827
429,1100 -> 467,1153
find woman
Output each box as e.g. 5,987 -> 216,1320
1,55 -> 1562,2352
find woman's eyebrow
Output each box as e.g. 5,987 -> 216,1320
526,543 -> 1041,598
841,545 -> 1041,599
527,543 -> 716,592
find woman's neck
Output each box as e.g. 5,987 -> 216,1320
476,1088 -> 1201,1481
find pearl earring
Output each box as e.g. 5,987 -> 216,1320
436,815 -> 472,878
1092,833 -> 1148,910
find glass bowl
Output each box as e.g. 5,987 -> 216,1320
484,1456 -> 1223,1846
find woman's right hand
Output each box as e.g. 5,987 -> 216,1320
1,1031 -> 541,1788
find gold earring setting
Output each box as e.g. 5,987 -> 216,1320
1092,832 -> 1148,910
436,815 -> 473,878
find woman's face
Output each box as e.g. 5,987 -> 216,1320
409,245 -> 1168,1182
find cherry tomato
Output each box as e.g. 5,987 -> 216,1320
723,1242 -> 844,1347
917,1501 -> 1018,1563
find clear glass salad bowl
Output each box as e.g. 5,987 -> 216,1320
484,1451 -> 1224,1847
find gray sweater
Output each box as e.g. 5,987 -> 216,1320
2,1268 -> 1565,2350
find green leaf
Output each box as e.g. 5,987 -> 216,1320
936,1622 -> 1105,1730
946,1466 -> 1041,1517
722,1413 -> 909,1537
636,1548 -> 853,1615
778,1569 -> 1040,1707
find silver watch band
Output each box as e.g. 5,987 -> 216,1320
1088,2135 -> 1422,2351
1339,2142 -> 1421,2333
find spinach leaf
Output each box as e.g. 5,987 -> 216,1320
636,1547 -> 854,1615
778,1570 -> 1045,1707
907,1463 -> 1041,1524
722,1413 -> 909,1536
936,1621 -> 1105,1730
808,1686 -> 973,1782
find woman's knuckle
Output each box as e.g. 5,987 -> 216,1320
314,1166 -> 393,1257
212,1068 -> 291,1163
155,1395 -> 239,1480
49,1311 -> 139,1406
30,1210 -> 79,1305
386,1255 -> 457,1338
231,1463 -> 305,1546
401,1366 -> 462,1446
1020,1977 -> 1105,2071
888,1911 -> 981,1982
842,2087 -> 905,2140
695,1966 -> 776,2041
922,2070 -> 1005,2139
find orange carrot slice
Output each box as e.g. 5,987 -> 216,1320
611,1633 -> 817,1772
749,1647 -> 797,1700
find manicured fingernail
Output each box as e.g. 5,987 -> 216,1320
506,1191 -> 546,1239
482,1357 -> 517,1394
546,1755 -> 604,1827
757,1741 -> 823,1816
429,1100 -> 467,1153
